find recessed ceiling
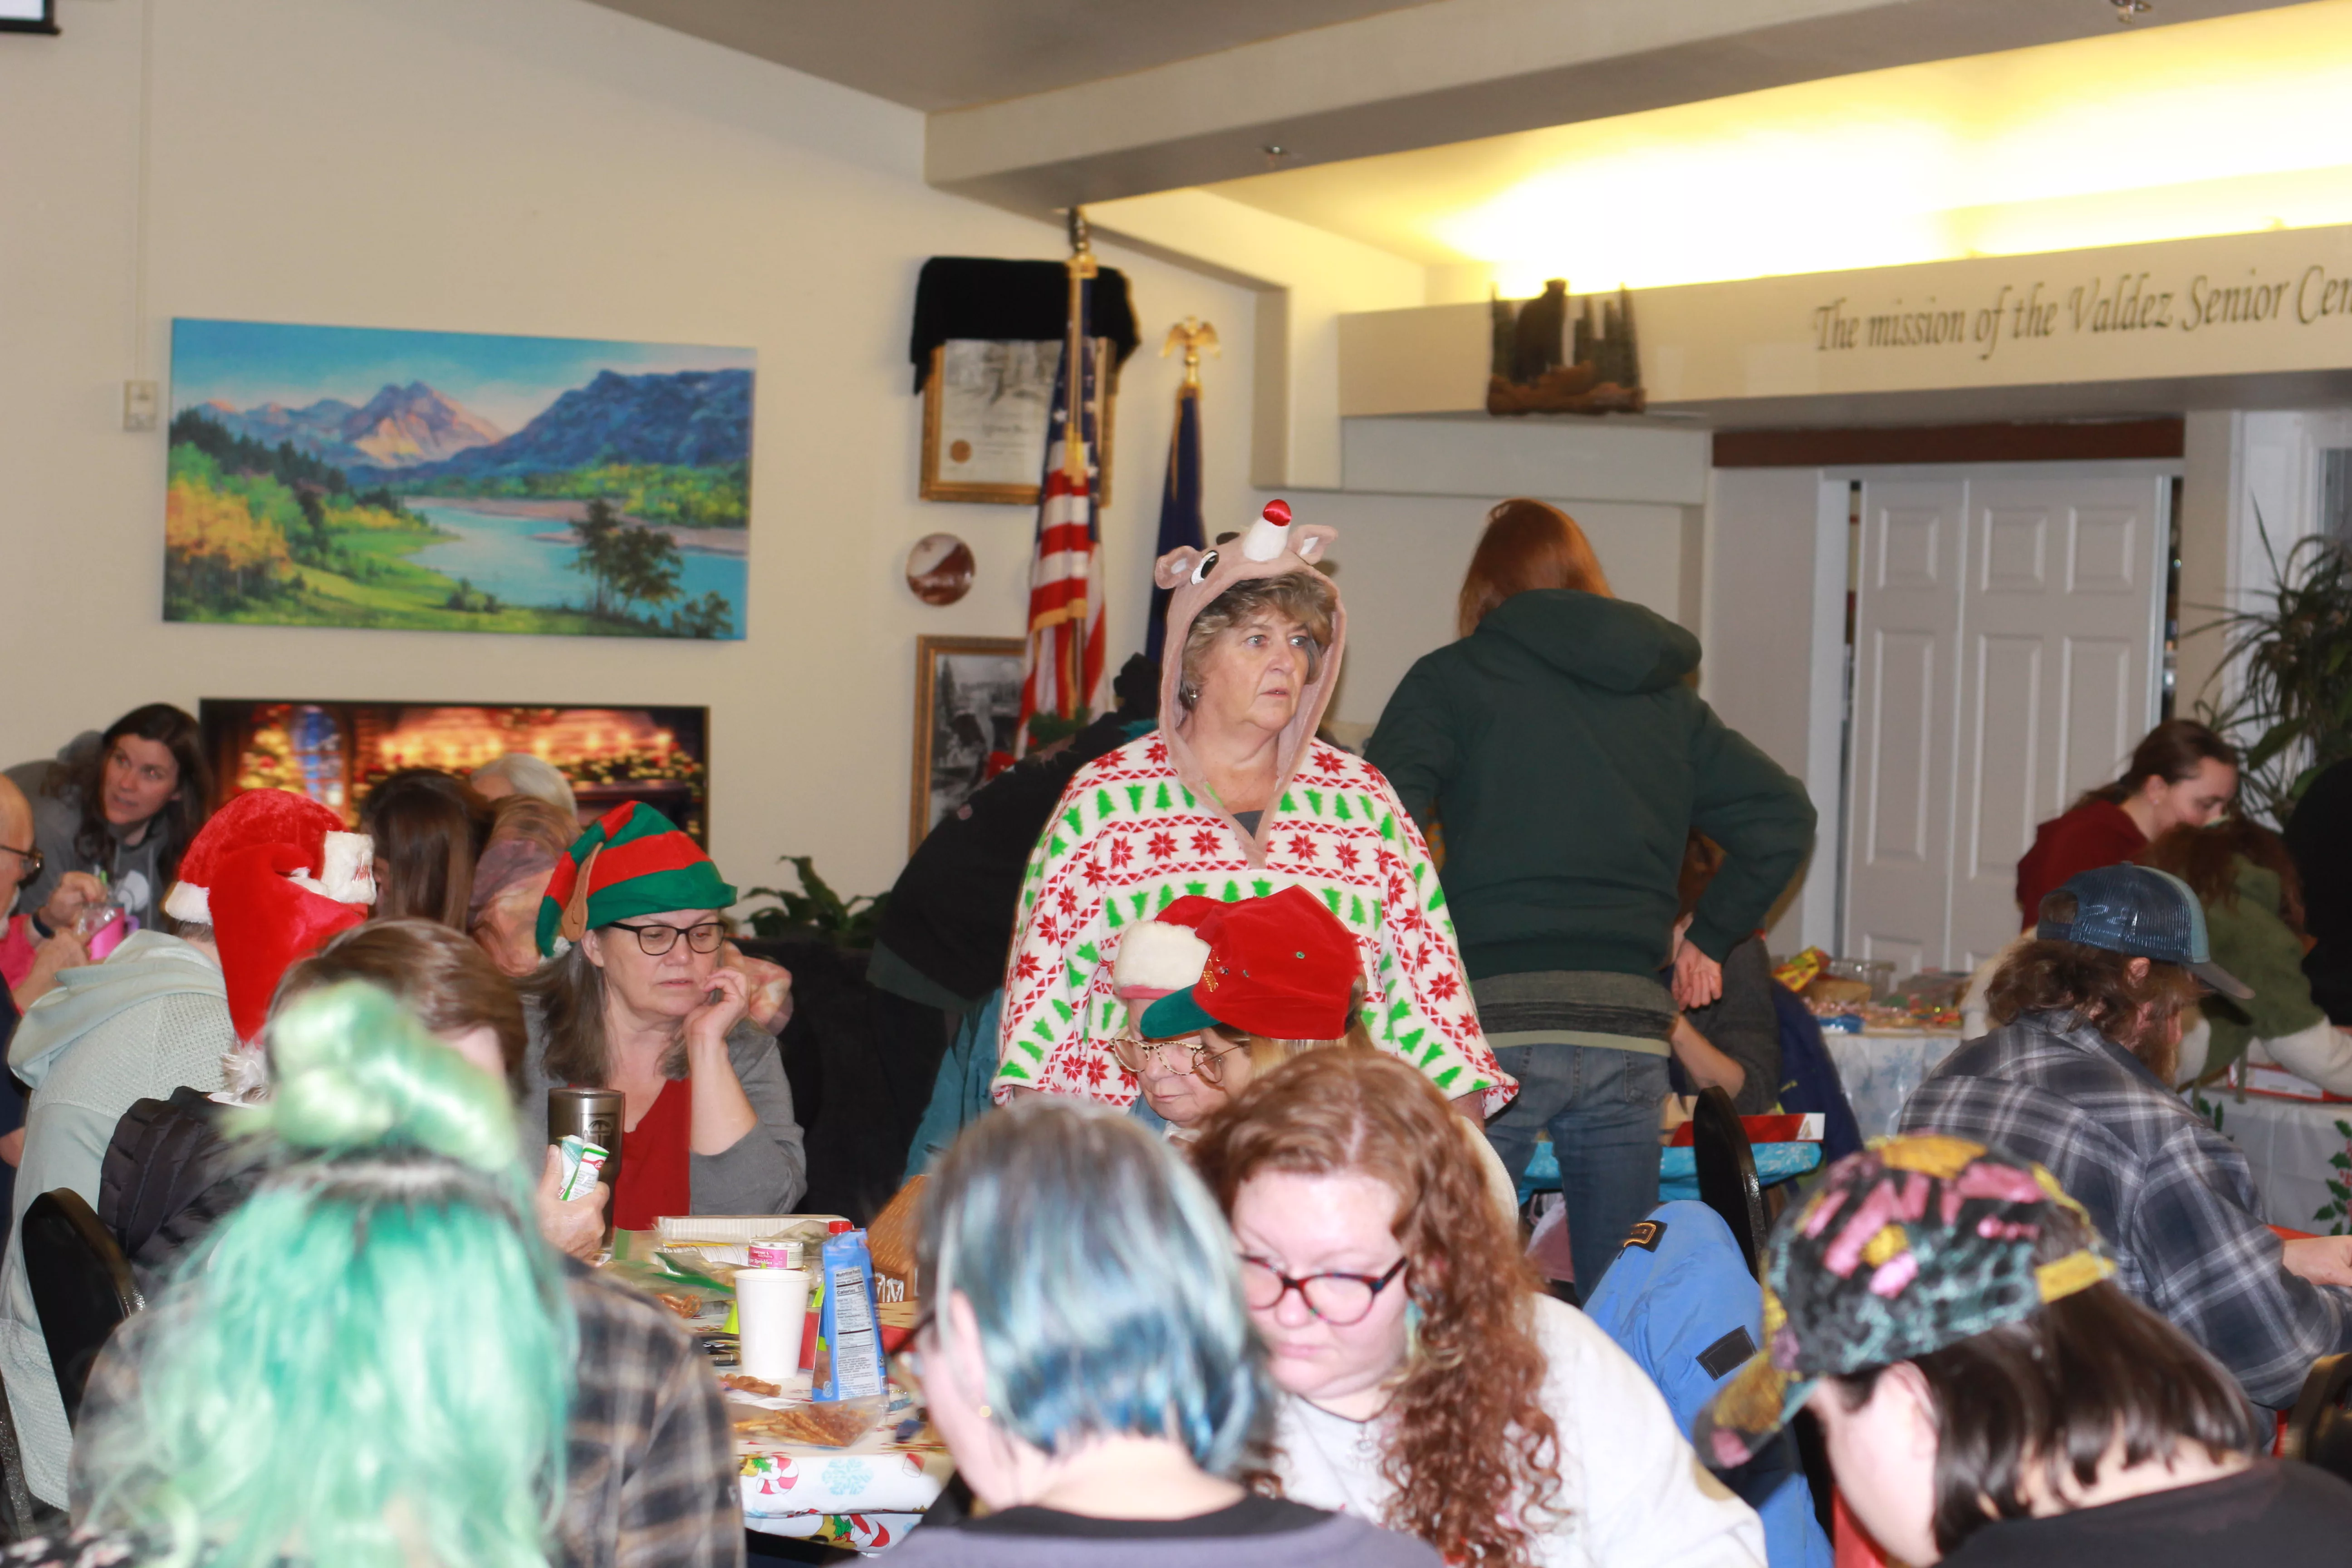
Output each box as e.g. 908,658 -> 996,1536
1204,0 -> 2352,291
577,0 -> 1444,112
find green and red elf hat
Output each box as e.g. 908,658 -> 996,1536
535,803 -> 737,958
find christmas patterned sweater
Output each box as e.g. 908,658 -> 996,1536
992,732 -> 1515,1116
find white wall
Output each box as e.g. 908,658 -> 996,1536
0,0 -> 1260,902
1702,468 -> 1844,955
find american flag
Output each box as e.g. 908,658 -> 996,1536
1014,263 -> 1107,753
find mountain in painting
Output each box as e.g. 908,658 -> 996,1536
397,368 -> 752,480
204,382 -> 505,470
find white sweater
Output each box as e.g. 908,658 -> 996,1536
1271,1294 -> 1765,1568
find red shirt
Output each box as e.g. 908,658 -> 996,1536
610,1076 -> 693,1231
2015,797 -> 2146,928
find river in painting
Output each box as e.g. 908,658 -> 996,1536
407,501 -> 748,611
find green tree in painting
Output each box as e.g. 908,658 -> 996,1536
669,591 -> 734,639
608,524 -> 683,620
570,498 -> 624,616
569,498 -> 686,625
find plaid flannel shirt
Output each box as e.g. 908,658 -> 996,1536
74,1260 -> 743,1568
1900,1009 -> 2352,1409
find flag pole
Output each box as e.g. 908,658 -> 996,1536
1147,318 -> 1217,664
1061,208 -> 1097,716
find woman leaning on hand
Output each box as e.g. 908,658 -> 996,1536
993,501 -> 1513,1122
1193,1050 -> 1764,1568
519,804 -> 804,1226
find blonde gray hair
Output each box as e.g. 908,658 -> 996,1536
1177,573 -> 1338,710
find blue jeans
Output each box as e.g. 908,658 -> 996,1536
1484,1044 -> 1670,1296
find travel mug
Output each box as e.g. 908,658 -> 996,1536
547,1087 -> 625,1244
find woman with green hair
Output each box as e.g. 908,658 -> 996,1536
41,980 -> 740,1568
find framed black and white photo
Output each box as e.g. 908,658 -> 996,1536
0,0 -> 59,33
910,635 -> 1024,851
919,340 -> 1117,506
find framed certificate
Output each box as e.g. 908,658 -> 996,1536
920,340 -> 1117,506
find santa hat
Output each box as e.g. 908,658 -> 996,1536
1131,887 -> 1361,1041
1112,916 -> 1214,1003
165,789 -> 376,1041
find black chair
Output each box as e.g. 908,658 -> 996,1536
0,1367 -> 60,1543
20,1189 -> 143,1429
2286,1351 -> 2352,1483
1690,1086 -> 1768,1280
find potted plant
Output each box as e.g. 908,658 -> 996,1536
740,856 -> 889,948
2193,521 -> 2352,826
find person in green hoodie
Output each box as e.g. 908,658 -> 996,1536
2139,818 -> 2352,1095
1367,500 -> 1815,1294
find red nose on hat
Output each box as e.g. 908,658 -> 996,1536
1262,499 -> 1292,526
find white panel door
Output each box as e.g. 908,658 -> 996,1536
1844,480 -> 1968,978
1948,475 -> 2168,967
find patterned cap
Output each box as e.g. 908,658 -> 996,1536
1693,1135 -> 2115,1472
535,803 -> 735,957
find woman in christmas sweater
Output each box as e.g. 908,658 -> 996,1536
995,502 -> 1514,1120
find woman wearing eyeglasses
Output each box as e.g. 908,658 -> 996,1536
1108,887 -> 1376,1140
891,1094 -> 1441,1568
519,804 -> 805,1226
1193,1050 -> 1763,1568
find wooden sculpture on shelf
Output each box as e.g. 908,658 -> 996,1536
1486,279 -> 1646,416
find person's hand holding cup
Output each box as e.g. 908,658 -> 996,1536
38,872 -> 104,936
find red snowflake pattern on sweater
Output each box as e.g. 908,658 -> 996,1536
993,735 -> 1514,1116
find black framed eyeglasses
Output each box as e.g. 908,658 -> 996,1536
1238,1254 -> 1408,1326
606,920 -> 726,956
1107,1035 -> 1247,1085
0,844 -> 40,881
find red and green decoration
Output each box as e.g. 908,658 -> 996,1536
537,802 -> 736,956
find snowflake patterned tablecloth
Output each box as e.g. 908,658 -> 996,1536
734,1391 -> 954,1551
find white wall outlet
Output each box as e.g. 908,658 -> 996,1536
123,379 -> 158,431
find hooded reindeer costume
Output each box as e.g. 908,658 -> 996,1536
993,501 -> 1514,1116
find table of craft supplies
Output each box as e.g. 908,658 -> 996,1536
603,1230 -> 951,1549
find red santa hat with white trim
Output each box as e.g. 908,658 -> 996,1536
163,789 -> 376,1041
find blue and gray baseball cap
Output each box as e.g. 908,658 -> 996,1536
2037,864 -> 2252,999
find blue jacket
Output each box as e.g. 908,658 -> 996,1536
1583,1200 -> 1831,1568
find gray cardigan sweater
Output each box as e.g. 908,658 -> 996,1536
518,1009 -> 808,1217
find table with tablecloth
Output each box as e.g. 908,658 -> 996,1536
729,1373 -> 953,1549
2188,1086 -> 2352,1236
602,1230 -> 951,1550
1824,1027 -> 1965,1140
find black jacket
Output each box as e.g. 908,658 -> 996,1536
877,712 -> 1148,1003
97,1086 -> 260,1295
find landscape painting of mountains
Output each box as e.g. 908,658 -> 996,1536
165,319 -> 754,639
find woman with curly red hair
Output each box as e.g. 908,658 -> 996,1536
1192,1051 -> 1762,1568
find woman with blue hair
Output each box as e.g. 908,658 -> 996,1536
31,980 -> 738,1568
891,1097 -> 1439,1567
